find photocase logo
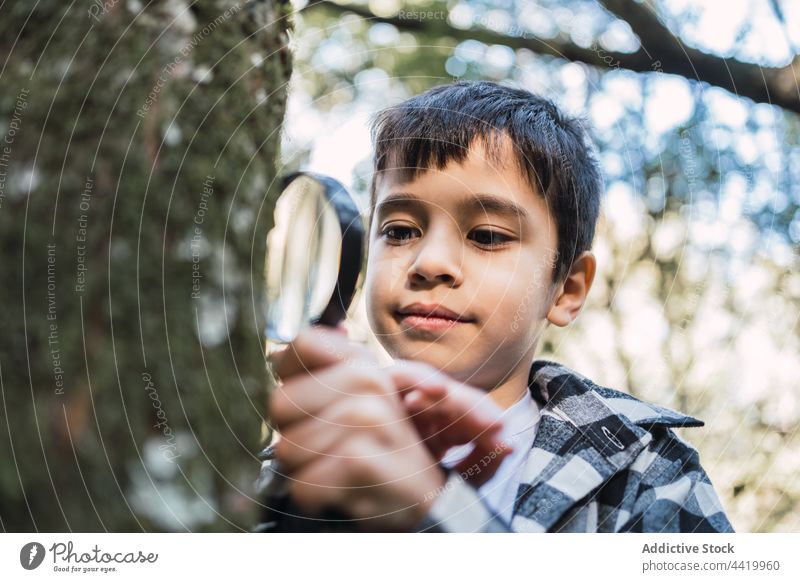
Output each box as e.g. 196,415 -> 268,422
20,542 -> 46,570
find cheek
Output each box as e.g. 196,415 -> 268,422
364,254 -> 393,328
481,262 -> 551,326
364,261 -> 381,310
367,247 -> 407,294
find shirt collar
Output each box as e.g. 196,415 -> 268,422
509,359 -> 703,531
528,359 -> 703,429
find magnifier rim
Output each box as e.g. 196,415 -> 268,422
264,171 -> 364,342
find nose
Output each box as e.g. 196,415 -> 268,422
406,224 -> 464,287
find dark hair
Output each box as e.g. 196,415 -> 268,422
368,80 -> 602,287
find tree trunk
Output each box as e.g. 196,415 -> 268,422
0,0 -> 293,531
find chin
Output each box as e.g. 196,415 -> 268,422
389,340 -> 461,373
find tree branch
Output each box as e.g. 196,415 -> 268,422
598,0 -> 798,113
307,0 -> 800,115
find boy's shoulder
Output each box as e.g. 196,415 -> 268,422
525,357 -> 708,487
529,358 -> 704,431
512,359 -> 734,532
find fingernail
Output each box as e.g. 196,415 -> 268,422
404,391 -> 422,407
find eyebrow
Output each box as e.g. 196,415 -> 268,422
375,191 -> 530,221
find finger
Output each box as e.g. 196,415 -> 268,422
275,398 -> 399,472
395,365 -> 504,429
436,417 -> 506,460
396,368 -> 509,464
451,439 -> 513,487
274,416 -> 347,474
288,454 -> 346,517
273,359 -> 450,429
406,397 -> 500,447
409,389 -> 503,427
402,384 -> 505,445
272,325 -> 376,381
390,363 -> 493,456
270,365 -> 395,428
385,361 -> 451,400
406,414 -> 450,460
408,400 -> 507,468
288,436 -> 382,518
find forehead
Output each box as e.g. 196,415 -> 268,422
374,137 -> 547,222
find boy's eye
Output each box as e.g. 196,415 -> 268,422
380,225 -> 513,249
468,229 -> 512,248
381,225 -> 420,243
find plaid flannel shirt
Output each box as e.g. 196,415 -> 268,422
256,359 -> 734,533
418,359 -> 735,533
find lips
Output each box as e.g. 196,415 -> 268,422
396,302 -> 475,323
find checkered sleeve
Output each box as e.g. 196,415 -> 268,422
414,472 -> 513,533
618,427 -> 735,533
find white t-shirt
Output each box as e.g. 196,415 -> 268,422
440,391 -> 541,524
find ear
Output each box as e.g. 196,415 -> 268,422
546,251 -> 596,327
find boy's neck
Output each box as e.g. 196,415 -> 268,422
487,359 -> 534,409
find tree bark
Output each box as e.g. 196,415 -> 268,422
0,0 -> 293,531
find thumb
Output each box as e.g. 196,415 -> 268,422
271,324 -> 372,381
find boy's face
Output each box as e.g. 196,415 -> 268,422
364,136 -> 561,390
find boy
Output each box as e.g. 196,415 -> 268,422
259,80 -> 734,533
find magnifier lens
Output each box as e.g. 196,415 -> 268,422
264,175 -> 343,344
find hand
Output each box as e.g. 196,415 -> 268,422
272,325 -> 513,481
268,326 -> 509,530
269,326 -> 444,531
397,371 -> 513,487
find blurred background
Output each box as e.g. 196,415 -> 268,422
0,0 -> 797,532
281,0 -> 800,533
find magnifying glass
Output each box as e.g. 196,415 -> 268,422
257,171 -> 366,532
263,171 -> 364,353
